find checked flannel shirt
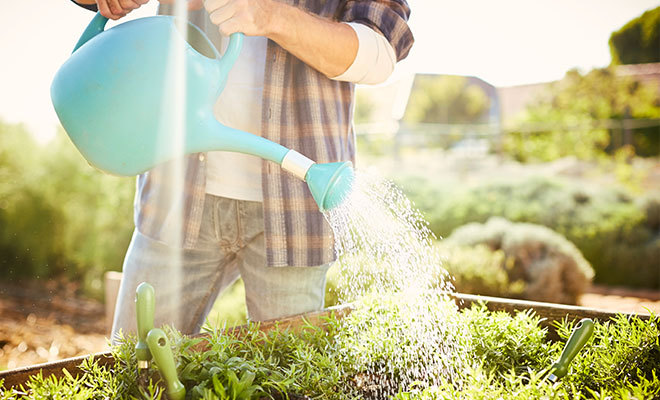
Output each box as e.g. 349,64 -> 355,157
110,0 -> 414,267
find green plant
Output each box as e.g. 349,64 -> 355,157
444,217 -> 594,304
436,243 -> 524,299
0,121 -> 135,298
400,175 -> 659,289
3,296 -> 660,399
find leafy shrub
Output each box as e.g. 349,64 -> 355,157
0,121 -> 135,298
436,243 -> 525,298
444,217 -> 594,304
400,175 -> 660,289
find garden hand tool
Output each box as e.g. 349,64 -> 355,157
547,318 -> 594,382
50,12 -> 354,211
147,328 -> 186,400
135,282 -> 155,387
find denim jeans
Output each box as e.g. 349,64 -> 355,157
111,194 -> 330,341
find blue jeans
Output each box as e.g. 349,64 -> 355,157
111,194 -> 330,341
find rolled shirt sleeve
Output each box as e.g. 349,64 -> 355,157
339,0 -> 414,62
331,22 -> 397,85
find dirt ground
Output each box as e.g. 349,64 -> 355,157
1,279 -> 659,371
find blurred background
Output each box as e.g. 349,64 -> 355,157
0,0 -> 658,369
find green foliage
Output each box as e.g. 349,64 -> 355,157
609,6 -> 660,65
403,75 -> 491,124
504,67 -> 660,160
437,243 -> 524,299
0,122 -> 66,280
400,175 -> 660,289
3,296 -> 660,400
556,314 -> 660,394
444,217 -> 594,304
0,120 -> 135,297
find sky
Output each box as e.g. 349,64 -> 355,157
1,0 -> 659,143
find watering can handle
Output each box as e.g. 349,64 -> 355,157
72,12 -> 243,75
73,12 -> 109,53
217,32 -> 244,84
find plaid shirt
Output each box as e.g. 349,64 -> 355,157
135,0 -> 414,267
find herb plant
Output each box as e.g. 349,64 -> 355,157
1,296 -> 658,400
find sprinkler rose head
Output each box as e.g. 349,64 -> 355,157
306,162 -> 355,212
280,150 -> 355,212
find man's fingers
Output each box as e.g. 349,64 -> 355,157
217,19 -> 240,36
105,0 -> 127,16
119,0 -> 140,11
97,0 -> 125,19
208,4 -> 235,26
204,0 -> 230,13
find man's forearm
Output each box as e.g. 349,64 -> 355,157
264,1 -> 358,78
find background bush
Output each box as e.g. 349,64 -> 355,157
443,217 -> 594,304
0,121 -> 134,298
400,174 -> 659,289
436,243 -> 524,299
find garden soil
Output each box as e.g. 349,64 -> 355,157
0,279 -> 659,371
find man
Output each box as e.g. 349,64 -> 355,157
71,0 -> 413,339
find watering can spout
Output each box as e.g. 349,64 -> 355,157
281,151 -> 355,211
306,162 -> 355,211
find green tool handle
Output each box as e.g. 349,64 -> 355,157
147,328 -> 186,400
548,318 -> 594,382
135,282 -> 155,364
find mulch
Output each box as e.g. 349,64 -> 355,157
0,280 -> 108,370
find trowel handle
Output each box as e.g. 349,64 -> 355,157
73,12 -> 109,53
135,282 -> 155,363
549,318 -> 594,381
147,328 -> 186,400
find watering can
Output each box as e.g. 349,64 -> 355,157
50,12 -> 353,211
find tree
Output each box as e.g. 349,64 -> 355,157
403,75 -> 491,124
609,6 -> 660,65
505,67 -> 660,162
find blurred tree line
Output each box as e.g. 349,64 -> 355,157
505,66 -> 660,161
0,121 -> 134,298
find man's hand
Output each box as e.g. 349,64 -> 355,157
204,0 -> 274,36
204,0 -> 357,78
94,0 -> 150,20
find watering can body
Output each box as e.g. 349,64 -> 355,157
51,13 -> 288,175
51,13 -> 354,211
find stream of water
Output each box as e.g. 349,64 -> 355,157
324,168 -> 467,397
158,7 -> 465,395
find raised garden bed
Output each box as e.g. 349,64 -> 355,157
0,292 -> 657,399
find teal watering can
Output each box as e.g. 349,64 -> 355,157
50,12 -> 353,211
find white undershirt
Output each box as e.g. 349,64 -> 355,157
205,35 -> 267,202
205,23 -> 396,201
